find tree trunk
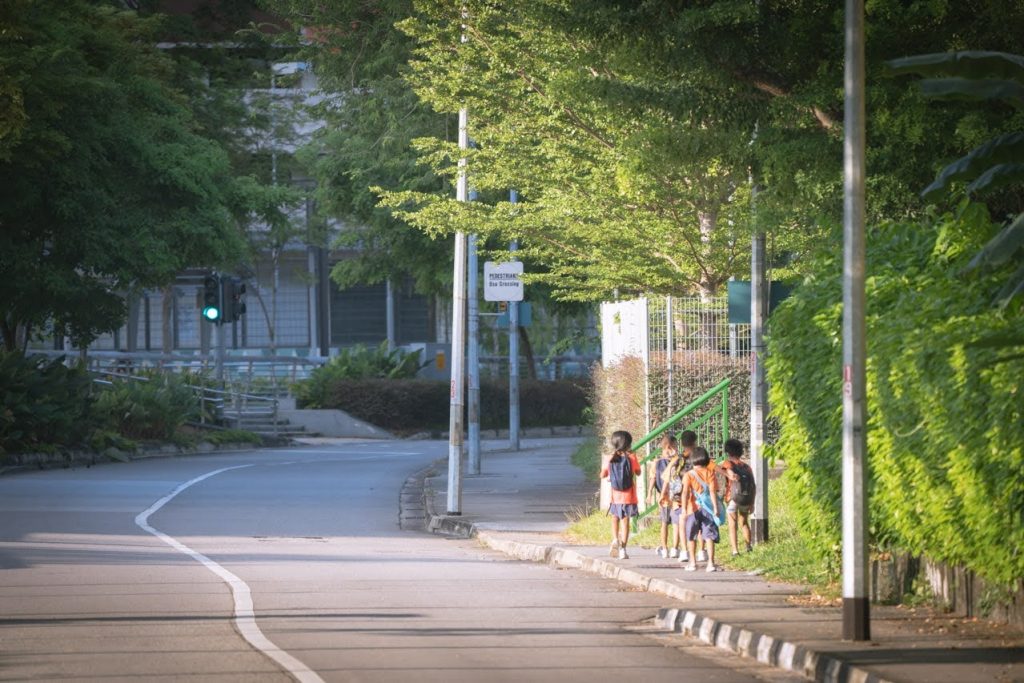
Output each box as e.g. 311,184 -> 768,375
0,318 -> 15,352
518,325 -> 538,380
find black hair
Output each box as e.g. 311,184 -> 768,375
691,446 -> 710,468
610,430 -> 633,454
679,430 -> 697,448
725,438 -> 744,458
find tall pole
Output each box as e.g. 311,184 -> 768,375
842,0 -> 870,641
385,278 -> 396,351
447,103 -> 469,515
508,190 -> 521,451
750,227 -> 769,544
467,193 -> 481,475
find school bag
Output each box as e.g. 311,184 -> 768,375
654,457 -> 671,493
729,461 -> 756,506
667,457 -> 689,498
690,470 -> 727,526
608,453 -> 634,492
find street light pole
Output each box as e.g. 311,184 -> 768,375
842,0 -> 870,641
447,104 -> 469,515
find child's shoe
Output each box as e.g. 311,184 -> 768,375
668,547 -> 680,559
609,539 -> 620,557
677,551 -> 689,563
683,562 -> 697,572
731,550 -> 740,557
618,547 -> 629,560
696,549 -> 708,562
706,563 -> 719,573
656,546 -> 667,558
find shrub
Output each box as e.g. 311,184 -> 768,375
767,205 -> 1024,585
293,343 -> 428,408
307,377 -> 590,433
0,353 -> 94,454
93,374 -> 199,441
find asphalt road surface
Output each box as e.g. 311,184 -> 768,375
0,442 -> 799,682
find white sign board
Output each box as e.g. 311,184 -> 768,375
600,298 -> 648,368
484,261 -> 524,301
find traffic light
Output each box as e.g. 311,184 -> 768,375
221,276 -> 247,323
202,274 -> 222,323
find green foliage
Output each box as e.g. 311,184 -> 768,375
93,375 -> 200,441
889,50 -> 1024,307
570,438 -> 602,483
203,429 -> 263,446
0,1 -> 246,350
767,206 -> 1024,585
293,343 -> 429,408
302,377 -> 589,433
0,353 -> 94,454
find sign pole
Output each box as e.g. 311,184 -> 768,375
842,0 -> 870,641
509,190 -> 520,451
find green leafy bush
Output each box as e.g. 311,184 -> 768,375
306,378 -> 590,433
767,204 -> 1024,584
93,374 -> 199,441
293,343 -> 429,408
0,353 -> 94,454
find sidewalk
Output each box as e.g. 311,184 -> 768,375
417,438 -> 1024,683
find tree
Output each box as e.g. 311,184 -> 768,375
0,1 -> 246,351
260,0 -> 456,298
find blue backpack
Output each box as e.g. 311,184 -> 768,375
691,471 -> 727,526
608,453 -> 634,492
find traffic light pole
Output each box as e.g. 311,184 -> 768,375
216,318 -> 226,382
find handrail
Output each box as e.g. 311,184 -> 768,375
631,376 -> 732,529
634,377 -> 732,456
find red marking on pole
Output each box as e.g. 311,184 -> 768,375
843,365 -> 853,397
450,380 -> 456,400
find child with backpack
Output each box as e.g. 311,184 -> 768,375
601,430 -> 641,560
649,434 -> 681,559
659,430 -> 697,562
680,446 -> 722,572
720,438 -> 756,556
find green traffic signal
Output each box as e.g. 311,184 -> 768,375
202,274 -> 222,323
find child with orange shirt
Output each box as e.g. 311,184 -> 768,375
601,430 -> 642,560
680,447 -> 721,572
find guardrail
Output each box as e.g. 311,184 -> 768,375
84,360 -> 280,435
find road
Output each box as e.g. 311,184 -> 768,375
0,441 -> 798,682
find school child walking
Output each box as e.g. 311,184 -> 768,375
601,430 -> 641,560
680,446 -> 721,572
650,434 -> 681,559
720,438 -> 756,556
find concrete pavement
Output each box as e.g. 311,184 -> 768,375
416,438 -> 1024,683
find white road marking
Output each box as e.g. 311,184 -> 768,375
135,465 -> 325,683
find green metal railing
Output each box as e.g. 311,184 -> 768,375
632,377 -> 731,528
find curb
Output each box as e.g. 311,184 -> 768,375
0,440 -> 272,477
420,482 -> 893,683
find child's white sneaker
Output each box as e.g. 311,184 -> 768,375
668,547 -> 680,558
683,563 -> 697,572
677,551 -> 689,563
609,540 -> 620,557
706,563 -> 719,573
696,549 -> 708,562
656,546 -> 667,558
618,547 -> 629,560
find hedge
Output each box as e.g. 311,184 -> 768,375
307,378 -> 590,433
767,204 -> 1023,585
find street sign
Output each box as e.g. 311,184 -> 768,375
484,260 -> 524,301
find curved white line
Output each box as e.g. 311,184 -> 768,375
135,465 -> 325,683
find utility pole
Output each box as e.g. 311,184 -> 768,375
509,190 -> 520,451
750,227 -> 769,544
447,100 -> 469,515
842,0 -> 870,641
